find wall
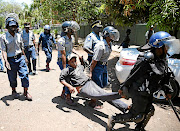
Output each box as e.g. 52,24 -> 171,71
52,24 -> 180,46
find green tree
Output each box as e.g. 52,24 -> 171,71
32,0 -> 105,25
0,0 -> 22,28
104,0 -> 180,37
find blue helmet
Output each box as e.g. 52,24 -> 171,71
102,26 -> 120,41
44,25 -> 51,30
149,31 -> 171,48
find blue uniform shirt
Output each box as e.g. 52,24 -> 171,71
38,32 -> 56,49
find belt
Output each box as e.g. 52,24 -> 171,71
8,53 -> 22,59
25,45 -> 34,48
97,61 -> 107,66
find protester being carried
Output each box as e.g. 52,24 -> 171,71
59,53 -> 129,112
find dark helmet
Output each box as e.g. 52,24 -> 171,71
24,22 -> 31,28
5,17 -> 18,29
62,21 -> 80,33
102,26 -> 120,41
91,20 -> 103,29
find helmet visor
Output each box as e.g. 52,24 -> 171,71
109,29 -> 120,41
70,21 -> 80,31
164,37 -> 180,56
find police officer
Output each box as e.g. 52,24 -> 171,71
57,21 -> 80,105
145,25 -> 154,44
21,22 -> 37,75
83,20 -> 103,64
0,15 -> 32,100
89,26 -> 120,107
38,25 -> 56,72
107,31 -> 173,131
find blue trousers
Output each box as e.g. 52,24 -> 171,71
7,55 -> 29,88
57,59 -> 70,95
87,55 -> 93,64
0,51 -> 4,71
0,58 -> 4,71
92,63 -> 108,88
43,47 -> 52,63
25,46 -> 37,72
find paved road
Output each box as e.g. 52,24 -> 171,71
0,47 -> 179,131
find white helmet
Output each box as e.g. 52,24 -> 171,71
44,25 -> 51,30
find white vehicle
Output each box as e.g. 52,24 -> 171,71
115,46 -> 180,102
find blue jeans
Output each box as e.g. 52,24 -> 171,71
25,46 -> 37,72
92,63 -> 108,88
57,59 -> 70,95
43,47 -> 52,63
7,55 -> 29,88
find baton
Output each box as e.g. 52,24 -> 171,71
168,99 -> 180,122
38,53 -> 40,67
36,49 -> 40,67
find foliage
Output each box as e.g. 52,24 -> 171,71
104,0 -> 180,36
33,28 -> 44,34
0,0 -> 22,28
33,0 -> 105,25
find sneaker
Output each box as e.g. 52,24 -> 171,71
66,98 -> 77,106
24,92 -> 32,101
29,72 -> 33,75
33,70 -> 38,75
12,91 -> 20,99
107,115 -> 115,131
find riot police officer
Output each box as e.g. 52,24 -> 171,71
89,26 -> 120,108
0,15 -> 32,100
38,25 -> 56,72
107,31 -> 173,131
57,21 -> 80,105
21,22 -> 37,75
83,20 -> 103,64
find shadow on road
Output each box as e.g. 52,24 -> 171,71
1,93 -> 30,106
52,96 -> 134,130
1,94 -> 14,106
52,96 -> 108,128
113,123 -> 135,131
107,56 -> 120,92
155,97 -> 180,114
38,68 -> 56,72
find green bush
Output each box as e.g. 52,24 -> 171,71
33,28 -> 44,35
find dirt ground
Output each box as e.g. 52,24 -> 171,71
0,46 -> 180,131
